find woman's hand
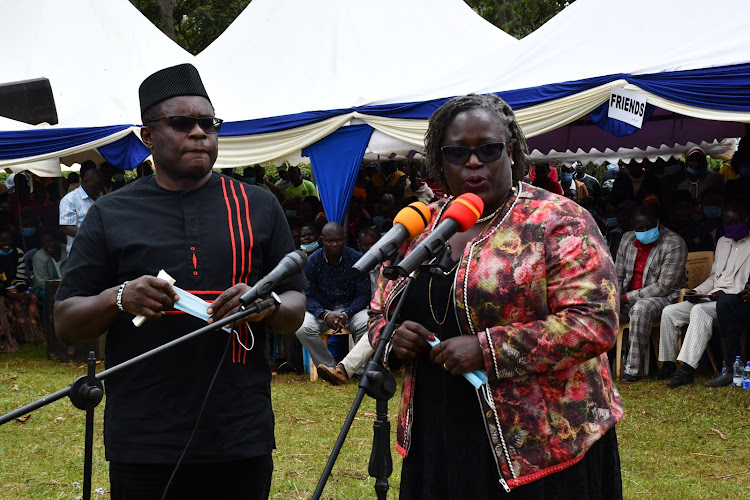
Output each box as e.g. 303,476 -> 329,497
431,336 -> 484,375
391,320 -> 434,361
6,287 -> 31,305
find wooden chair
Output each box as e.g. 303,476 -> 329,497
307,327 -> 353,381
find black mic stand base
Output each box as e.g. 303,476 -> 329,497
312,279 -> 414,500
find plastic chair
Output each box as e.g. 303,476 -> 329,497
614,321 -> 660,380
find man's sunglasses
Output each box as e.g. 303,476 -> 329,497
441,142 -> 506,165
145,115 -> 223,134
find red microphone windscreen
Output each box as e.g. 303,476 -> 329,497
393,202 -> 430,237
443,193 -> 484,231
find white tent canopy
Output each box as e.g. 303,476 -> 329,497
0,0 -> 193,128
195,0 -> 517,122
1,0 -> 748,173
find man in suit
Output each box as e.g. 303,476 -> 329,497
615,204 -> 687,382
658,201 -> 750,387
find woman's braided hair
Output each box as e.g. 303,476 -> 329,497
424,94 -> 528,195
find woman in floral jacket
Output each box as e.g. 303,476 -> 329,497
369,94 -> 623,499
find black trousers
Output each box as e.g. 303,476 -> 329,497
716,294 -> 750,340
109,455 -> 273,500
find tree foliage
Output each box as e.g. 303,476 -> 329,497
130,0 -> 571,54
130,0 -> 251,54
464,0 -> 573,38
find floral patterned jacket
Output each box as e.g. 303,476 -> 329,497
369,183 -> 623,490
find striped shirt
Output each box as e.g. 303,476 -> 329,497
59,185 -> 97,253
0,247 -> 26,290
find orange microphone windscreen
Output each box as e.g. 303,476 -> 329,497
443,193 -> 484,231
393,201 -> 430,237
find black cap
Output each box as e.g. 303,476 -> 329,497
139,63 -> 211,115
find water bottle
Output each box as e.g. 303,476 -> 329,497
733,357 -> 744,388
743,362 -> 750,390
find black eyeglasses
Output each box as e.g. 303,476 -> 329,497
145,115 -> 223,134
441,142 -> 505,165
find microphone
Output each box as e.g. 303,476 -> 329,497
352,201 -> 430,276
239,250 -> 308,307
392,193 -> 483,277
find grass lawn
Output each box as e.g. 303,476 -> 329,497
1,343 -> 749,499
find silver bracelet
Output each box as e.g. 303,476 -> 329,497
116,281 -> 129,312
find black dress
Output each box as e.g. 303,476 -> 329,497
397,262 -> 622,500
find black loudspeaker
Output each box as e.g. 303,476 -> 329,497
0,78 -> 58,125
45,280 -> 104,362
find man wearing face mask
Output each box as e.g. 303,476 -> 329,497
558,164 -> 588,202
677,147 -> 724,200
299,222 -> 321,255
614,205 -> 687,382
657,201 -> 750,387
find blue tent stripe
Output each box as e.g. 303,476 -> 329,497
0,124 -> 131,159
217,63 -> 750,136
629,62 -> 750,112
302,124 -> 373,224
2,63 -> 749,167
97,131 -> 152,170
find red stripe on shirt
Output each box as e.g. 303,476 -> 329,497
229,180 -> 246,285
221,176 -> 238,286
239,183 -> 254,285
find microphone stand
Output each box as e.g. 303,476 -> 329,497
0,296 -> 279,500
312,267 -> 418,500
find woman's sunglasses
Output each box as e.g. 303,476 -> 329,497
441,142 -> 505,165
146,115 -> 223,134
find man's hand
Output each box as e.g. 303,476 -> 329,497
619,293 -> 627,308
322,311 -> 347,332
741,285 -> 750,303
710,290 -> 725,301
120,275 -> 178,319
207,283 -> 277,325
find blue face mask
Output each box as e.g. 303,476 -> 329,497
22,228 -> 36,237
300,241 -> 320,253
664,164 -> 681,176
703,206 -> 722,219
0,248 -> 13,256
635,226 -> 659,245
560,172 -> 574,183
606,217 -> 619,230
738,167 -> 750,177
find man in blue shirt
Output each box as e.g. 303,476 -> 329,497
59,168 -> 105,253
295,222 -> 370,369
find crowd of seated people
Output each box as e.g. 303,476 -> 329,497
272,143 -> 750,389
0,160 -> 156,352
4,143 -> 750,391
